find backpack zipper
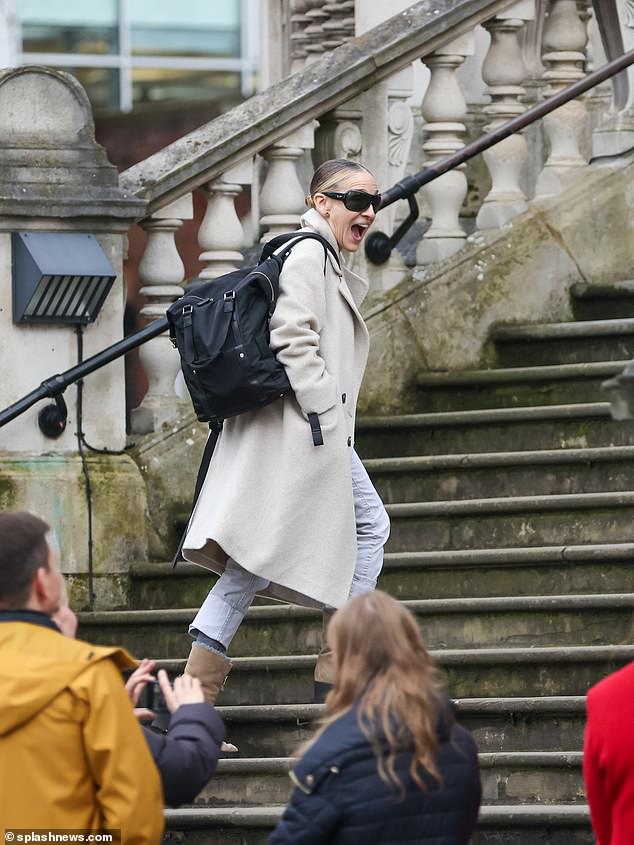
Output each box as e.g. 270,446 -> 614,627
250,270 -> 276,303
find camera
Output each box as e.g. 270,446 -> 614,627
149,679 -> 170,732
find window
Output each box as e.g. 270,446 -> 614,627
18,0 -> 259,114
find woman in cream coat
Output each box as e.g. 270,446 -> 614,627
182,160 -> 390,705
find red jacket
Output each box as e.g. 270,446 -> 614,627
583,661 -> 634,845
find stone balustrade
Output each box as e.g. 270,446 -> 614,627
128,0 -> 625,433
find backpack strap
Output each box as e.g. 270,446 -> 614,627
260,232 -> 340,269
260,232 -> 338,450
172,419 -> 223,567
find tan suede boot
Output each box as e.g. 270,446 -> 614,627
314,608 -> 335,703
185,644 -> 237,752
184,643 -> 232,704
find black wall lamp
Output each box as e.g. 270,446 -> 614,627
11,231 -> 116,438
12,231 -> 116,325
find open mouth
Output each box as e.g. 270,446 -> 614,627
351,223 -> 368,241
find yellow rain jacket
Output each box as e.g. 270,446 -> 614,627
0,613 -> 164,844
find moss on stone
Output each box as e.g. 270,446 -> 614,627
0,475 -> 16,509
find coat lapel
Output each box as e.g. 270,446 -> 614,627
299,207 -> 369,326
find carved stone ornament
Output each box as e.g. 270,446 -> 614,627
624,0 -> 634,28
387,100 -> 414,167
334,120 -> 363,159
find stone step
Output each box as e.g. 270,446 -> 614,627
164,805 -> 592,845
214,696 -> 586,758
355,403 -> 634,458
78,593 -> 634,658
412,361 -> 626,413
365,445 -> 634,503
380,543 -> 634,599
194,751 -> 584,807
386,490 -> 634,552
151,645 -> 634,703
492,318 -> 634,366
572,280 -> 634,321
130,543 -> 634,607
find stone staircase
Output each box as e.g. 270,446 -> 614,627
78,280 -> 634,844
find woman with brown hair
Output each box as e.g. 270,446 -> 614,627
268,591 -> 482,845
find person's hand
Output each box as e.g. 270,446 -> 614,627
157,668 -> 204,714
125,658 -> 156,720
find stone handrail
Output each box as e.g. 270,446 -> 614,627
120,0 -> 518,214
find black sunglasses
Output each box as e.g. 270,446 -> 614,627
322,190 -> 382,213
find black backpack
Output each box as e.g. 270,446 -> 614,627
167,231 -> 339,427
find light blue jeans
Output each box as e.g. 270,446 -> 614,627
189,449 -> 390,649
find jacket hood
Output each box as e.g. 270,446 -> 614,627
0,619 -> 136,736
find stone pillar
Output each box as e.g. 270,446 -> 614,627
387,70 -> 416,212
534,0 -> 588,199
476,1 -> 535,229
0,66 -> 149,608
0,67 -> 144,452
592,0 -> 634,158
354,0 -> 416,290
417,31 -> 476,265
130,195 -> 193,435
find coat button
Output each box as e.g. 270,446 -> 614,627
342,393 -> 346,404
347,436 -> 352,447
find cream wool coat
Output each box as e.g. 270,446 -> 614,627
182,209 -> 370,609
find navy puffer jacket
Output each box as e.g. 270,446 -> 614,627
143,702 -> 225,807
268,701 -> 481,845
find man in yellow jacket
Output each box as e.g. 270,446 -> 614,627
0,511 -> 164,844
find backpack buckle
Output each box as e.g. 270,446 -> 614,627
223,291 -> 236,313
182,304 -> 193,314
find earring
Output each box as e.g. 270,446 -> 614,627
325,210 -> 330,217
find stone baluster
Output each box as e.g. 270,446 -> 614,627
476,1 -> 535,229
534,0 -> 588,198
341,0 -> 355,41
417,32 -> 475,265
322,2 -> 348,49
290,0 -> 311,73
198,164 -> 250,279
260,124 -> 316,241
304,0 -> 329,65
131,195 -> 193,434
579,1 -> 611,140
577,1 -> 593,62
